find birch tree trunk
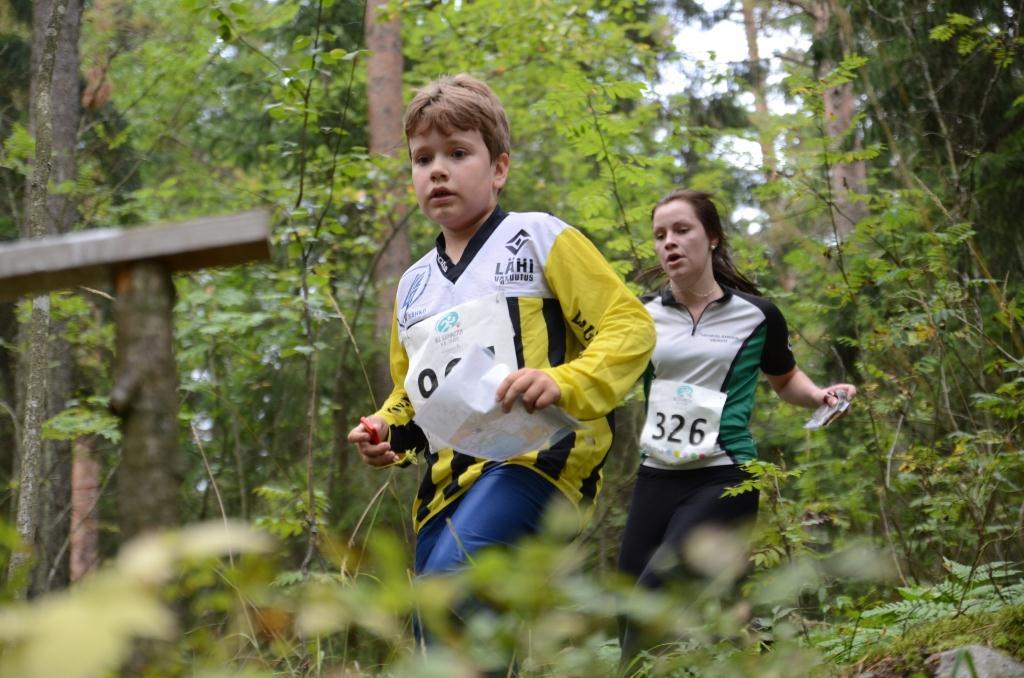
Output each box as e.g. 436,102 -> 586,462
29,0 -> 83,595
365,0 -> 409,399
8,0 -> 67,598
0,303 -> 17,487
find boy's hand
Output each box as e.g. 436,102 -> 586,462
496,368 -> 561,414
347,415 -> 397,467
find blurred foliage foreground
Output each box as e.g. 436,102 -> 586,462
1,500 -> 1021,677
1,1 -> 1022,676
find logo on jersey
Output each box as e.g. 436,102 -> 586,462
505,229 -> 531,254
675,385 -> 694,400
493,230 -> 537,283
435,252 -> 450,274
494,256 -> 536,284
570,310 -> 596,342
400,264 -> 431,324
435,311 -> 460,333
432,310 -> 464,347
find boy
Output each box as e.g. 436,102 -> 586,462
348,74 -> 654,577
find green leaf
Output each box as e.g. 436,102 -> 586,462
929,25 -> 955,42
43,401 -> 121,444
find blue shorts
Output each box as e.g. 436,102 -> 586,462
415,463 -> 557,575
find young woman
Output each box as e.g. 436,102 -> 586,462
617,189 -> 856,661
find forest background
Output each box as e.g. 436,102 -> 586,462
0,0 -> 1022,676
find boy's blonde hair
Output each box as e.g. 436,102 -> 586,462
403,74 -> 511,163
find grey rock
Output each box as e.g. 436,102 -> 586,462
926,645 -> 1024,678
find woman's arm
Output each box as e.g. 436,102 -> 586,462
765,366 -> 857,409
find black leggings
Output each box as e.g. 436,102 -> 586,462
618,463 -> 759,589
617,464 -> 759,670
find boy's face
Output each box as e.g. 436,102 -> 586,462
409,125 -> 509,240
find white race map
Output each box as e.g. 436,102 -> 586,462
414,345 -> 578,460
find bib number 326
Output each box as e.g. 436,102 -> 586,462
640,380 -> 726,465
649,411 -> 708,446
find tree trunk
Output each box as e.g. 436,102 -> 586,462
29,0 -> 81,239
111,263 -> 182,539
8,296 -> 50,595
740,0 -> 797,290
811,0 -> 865,383
29,0 -> 83,596
741,0 -> 777,183
0,302 -> 18,499
69,435 -> 99,581
365,0 -> 409,399
814,0 -> 867,239
7,0 -> 67,599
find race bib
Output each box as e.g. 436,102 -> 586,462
403,293 -> 517,411
640,380 -> 727,465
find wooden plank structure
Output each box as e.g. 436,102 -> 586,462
0,210 -> 270,301
0,210 -> 271,539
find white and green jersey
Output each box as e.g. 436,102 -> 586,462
641,286 -> 796,469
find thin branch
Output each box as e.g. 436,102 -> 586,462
0,399 -> 21,457
324,286 -> 378,411
345,479 -> 390,553
297,228 -> 321,578
584,92 -> 643,273
812,113 -> 852,289
293,0 -> 326,211
192,423 -> 233,568
76,285 -> 114,301
878,493 -> 909,586
884,412 -> 904,490
895,6 -> 959,186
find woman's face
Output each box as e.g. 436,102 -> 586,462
652,199 -> 718,283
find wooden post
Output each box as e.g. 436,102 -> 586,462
0,210 -> 271,543
111,262 -> 181,538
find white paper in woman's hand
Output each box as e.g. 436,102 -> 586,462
804,391 -> 850,430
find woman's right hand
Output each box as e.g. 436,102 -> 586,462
821,383 -> 857,408
347,416 -> 398,466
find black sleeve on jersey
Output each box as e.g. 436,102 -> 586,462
642,361 -> 654,405
759,299 -> 797,375
738,292 -> 797,376
391,420 -> 429,457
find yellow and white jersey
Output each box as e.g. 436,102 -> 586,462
376,206 -> 655,532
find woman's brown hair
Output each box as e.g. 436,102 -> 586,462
651,189 -> 761,296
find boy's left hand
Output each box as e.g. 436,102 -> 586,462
496,368 -> 561,414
